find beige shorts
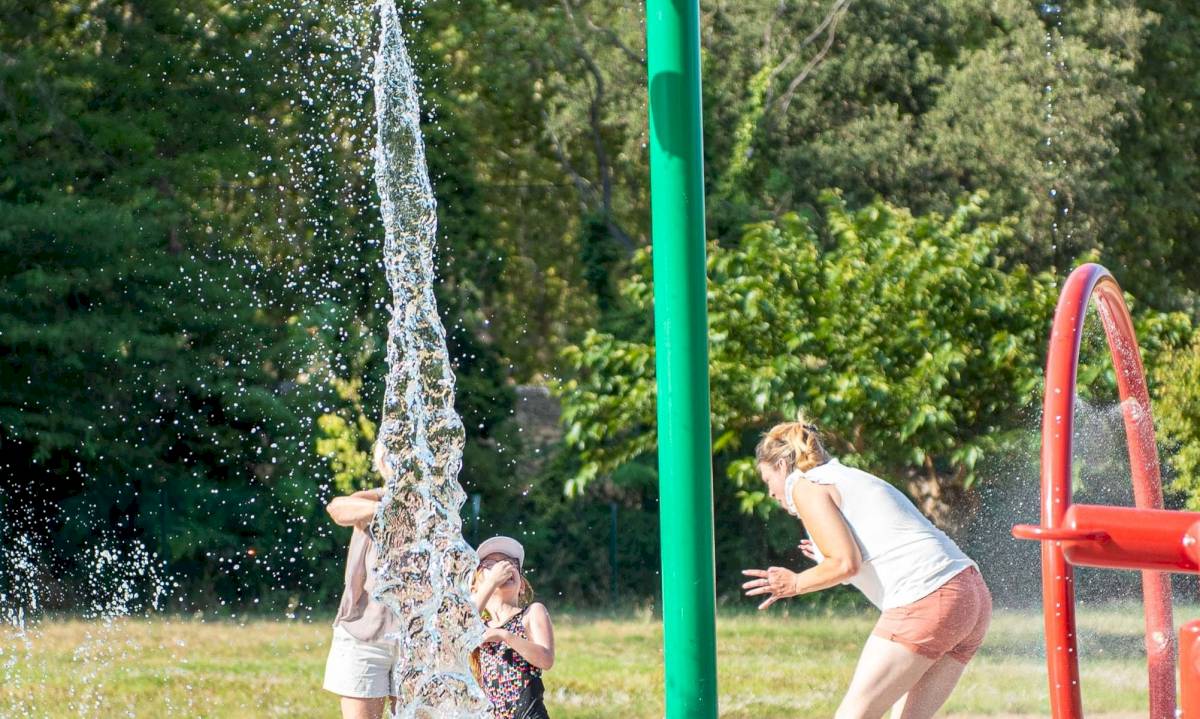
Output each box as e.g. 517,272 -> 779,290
323,625 -> 400,699
872,566 -> 992,664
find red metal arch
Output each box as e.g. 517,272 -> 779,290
1012,263 -> 1179,718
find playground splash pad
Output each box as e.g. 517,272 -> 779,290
0,3 -> 490,715
0,2 -> 1195,717
1013,263 -> 1200,719
366,0 -> 487,714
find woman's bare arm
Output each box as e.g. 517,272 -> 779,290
325,496 -> 379,529
742,482 -> 862,609
789,481 -> 862,591
349,488 -> 385,501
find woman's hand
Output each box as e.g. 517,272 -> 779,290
741,567 -> 801,610
799,539 -> 818,562
481,626 -> 510,645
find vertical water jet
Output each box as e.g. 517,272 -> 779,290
367,1 -> 488,716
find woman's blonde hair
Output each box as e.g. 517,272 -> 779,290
468,564 -> 536,682
755,415 -> 830,475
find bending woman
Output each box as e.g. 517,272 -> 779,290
742,419 -> 991,719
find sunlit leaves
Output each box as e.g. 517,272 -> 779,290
1154,334 -> 1200,508
560,194 -> 1061,506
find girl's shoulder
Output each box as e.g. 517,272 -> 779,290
522,602 -> 551,622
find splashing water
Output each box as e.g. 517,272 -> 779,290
1038,1 -> 1072,285
0,535 -> 42,718
367,1 -> 488,716
0,532 -> 174,718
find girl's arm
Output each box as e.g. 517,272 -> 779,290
496,603 -> 555,670
742,482 -> 861,609
471,580 -> 498,613
325,496 -> 379,529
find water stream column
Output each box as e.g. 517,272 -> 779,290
368,1 -> 489,716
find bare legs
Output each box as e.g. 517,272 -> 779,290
833,635 -> 971,719
890,656 -> 969,719
339,696 -> 393,719
834,635 -> 934,719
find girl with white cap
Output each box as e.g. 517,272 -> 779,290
471,535 -> 555,719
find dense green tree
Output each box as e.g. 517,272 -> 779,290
1109,0 -> 1200,303
501,0 -> 1198,304
0,0 -> 524,608
557,193 -> 1194,522
0,0 -> 334,607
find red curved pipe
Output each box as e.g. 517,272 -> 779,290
1188,522 -> 1200,567
1059,504 -> 1199,572
1035,263 -> 1175,719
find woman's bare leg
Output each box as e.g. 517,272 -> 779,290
834,635 -> 935,719
889,656 -> 968,719
340,697 -> 387,719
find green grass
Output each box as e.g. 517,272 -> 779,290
0,606 -> 1180,718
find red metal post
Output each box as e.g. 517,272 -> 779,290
1183,621 -> 1200,718
1090,277 -> 1175,717
1033,264 -> 1176,719
1038,265 -> 1095,719
1091,279 -> 1176,716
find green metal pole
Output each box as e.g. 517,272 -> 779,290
645,1 -> 718,717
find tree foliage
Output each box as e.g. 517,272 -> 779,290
558,192 -> 1196,517
1156,334 -> 1200,508
3,0 -> 1200,607
0,0 -> 336,606
0,0 -> 522,608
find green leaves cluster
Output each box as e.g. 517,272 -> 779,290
561,184 -> 1200,514
314,378 -> 380,496
0,0 -> 526,609
1155,334 -> 1200,508
562,194 -> 1056,508
0,0 -> 332,605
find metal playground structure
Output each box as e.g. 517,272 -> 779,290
644,2 -> 1197,716
1013,263 -> 1200,719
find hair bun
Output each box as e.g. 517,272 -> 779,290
755,416 -> 830,474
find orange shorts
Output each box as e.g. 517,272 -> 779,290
872,566 -> 992,664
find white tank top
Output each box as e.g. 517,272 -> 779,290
785,458 -> 975,610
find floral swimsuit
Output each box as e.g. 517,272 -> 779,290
479,606 -> 549,719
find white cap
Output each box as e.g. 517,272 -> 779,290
475,536 -> 525,569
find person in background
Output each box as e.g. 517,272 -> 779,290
322,443 -> 398,719
742,417 -> 991,719
470,535 -> 555,719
